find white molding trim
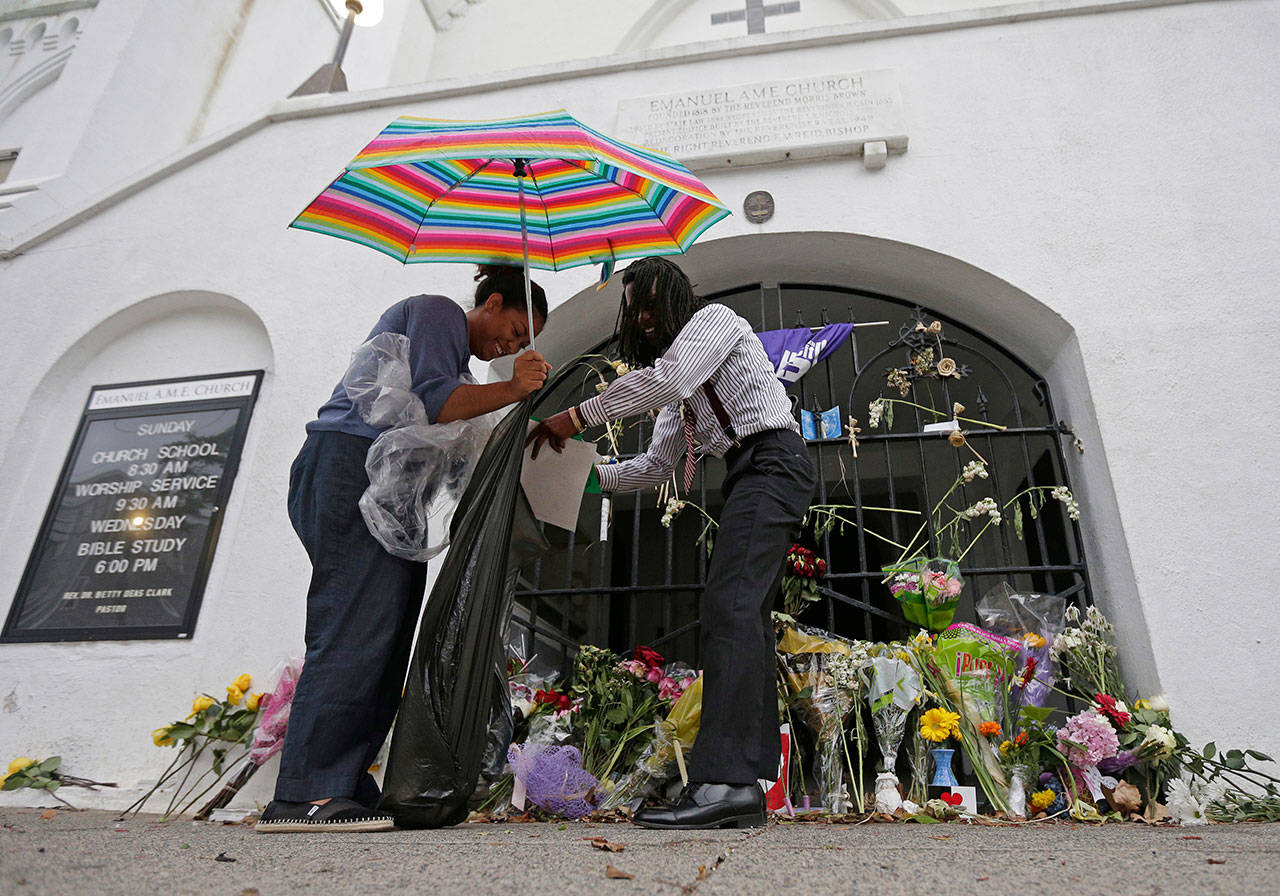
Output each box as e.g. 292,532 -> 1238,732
0,2 -> 95,26
0,0 -> 1214,258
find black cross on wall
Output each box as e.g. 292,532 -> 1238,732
711,0 -> 801,35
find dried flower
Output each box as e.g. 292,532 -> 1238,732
948,430 -> 967,448
660,497 -> 686,527
936,358 -> 958,377
1051,485 -> 1081,521
867,399 -> 885,428
962,461 -> 988,482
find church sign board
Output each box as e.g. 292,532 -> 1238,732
3,372 -> 263,642
616,70 -> 908,170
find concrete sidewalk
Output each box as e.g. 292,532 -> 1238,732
1,806 -> 1277,895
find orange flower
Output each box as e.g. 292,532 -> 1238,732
979,721 -> 1002,738
1014,731 -> 1029,746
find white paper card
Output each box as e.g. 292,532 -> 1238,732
922,420 -> 960,434
521,423 -> 600,531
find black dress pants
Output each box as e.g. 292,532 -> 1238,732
273,430 -> 429,804
686,429 -> 817,785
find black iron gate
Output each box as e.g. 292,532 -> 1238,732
515,283 -> 1091,672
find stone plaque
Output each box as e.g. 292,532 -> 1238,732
617,70 -> 908,170
743,190 -> 774,223
3,372 -> 261,642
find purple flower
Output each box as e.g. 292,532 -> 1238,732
1097,750 -> 1139,776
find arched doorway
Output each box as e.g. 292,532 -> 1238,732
514,232 -> 1129,678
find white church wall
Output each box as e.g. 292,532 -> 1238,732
0,0 -> 1276,806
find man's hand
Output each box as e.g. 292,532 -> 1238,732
511,350 -> 551,397
526,410 -> 579,459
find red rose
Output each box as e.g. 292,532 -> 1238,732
557,694 -> 572,711
534,689 -> 557,705
633,645 -> 664,669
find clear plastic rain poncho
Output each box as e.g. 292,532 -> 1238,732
342,332 -> 500,561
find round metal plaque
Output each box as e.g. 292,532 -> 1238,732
742,190 -> 774,224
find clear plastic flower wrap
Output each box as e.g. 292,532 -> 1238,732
343,332 -> 499,561
865,655 -> 922,811
975,582 -> 1067,708
248,656 -> 304,765
777,623 -> 871,813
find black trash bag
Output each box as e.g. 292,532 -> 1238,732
378,397 -> 539,827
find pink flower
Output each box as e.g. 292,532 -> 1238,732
658,677 -> 680,700
646,666 -> 663,684
1056,709 -> 1120,767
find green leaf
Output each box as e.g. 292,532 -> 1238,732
1203,742 -> 1216,759
38,757 -> 61,773
1225,753 -> 1246,770
1246,750 -> 1274,762
1013,503 -> 1024,540
1,777 -> 24,791
1019,706 -> 1053,724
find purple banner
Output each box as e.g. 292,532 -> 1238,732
756,323 -> 855,384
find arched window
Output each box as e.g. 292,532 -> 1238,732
518,283 -> 1090,669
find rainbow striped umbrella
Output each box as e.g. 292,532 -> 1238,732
292,109 -> 731,345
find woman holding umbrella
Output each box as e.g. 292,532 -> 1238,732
528,256 -> 816,830
257,264 -> 551,833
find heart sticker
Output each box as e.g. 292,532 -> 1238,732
940,792 -> 963,806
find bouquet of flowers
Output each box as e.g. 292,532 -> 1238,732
865,654 -> 923,813
570,645 -> 674,784
123,671 -> 265,820
779,543 -> 827,619
883,557 -> 963,632
778,623 -> 872,813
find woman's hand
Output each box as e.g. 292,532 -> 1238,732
510,350 -> 551,397
526,410 -> 579,459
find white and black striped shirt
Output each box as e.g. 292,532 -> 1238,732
578,303 -> 798,493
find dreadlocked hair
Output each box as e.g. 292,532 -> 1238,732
615,256 -> 703,367
473,264 -> 549,323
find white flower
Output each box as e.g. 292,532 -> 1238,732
1148,694 -> 1171,713
1166,775 -> 1227,826
1051,485 -> 1081,520
867,399 -> 885,428
1139,725 -> 1176,759
963,497 -> 999,520
610,360 -> 630,376
660,498 -> 686,528
962,461 -> 988,482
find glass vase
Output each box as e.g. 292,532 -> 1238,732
1007,762 -> 1035,819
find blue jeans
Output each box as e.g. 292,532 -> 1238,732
273,430 -> 429,804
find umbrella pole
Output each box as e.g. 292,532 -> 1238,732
514,160 -> 536,353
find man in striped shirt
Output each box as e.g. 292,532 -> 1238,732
529,257 -> 816,829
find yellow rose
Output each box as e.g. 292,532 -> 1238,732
152,728 -> 175,747
246,692 -> 263,712
226,685 -> 244,704
189,695 -> 215,716
232,673 -> 252,692
7,756 -> 35,775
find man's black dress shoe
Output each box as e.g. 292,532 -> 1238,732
633,782 -> 766,830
